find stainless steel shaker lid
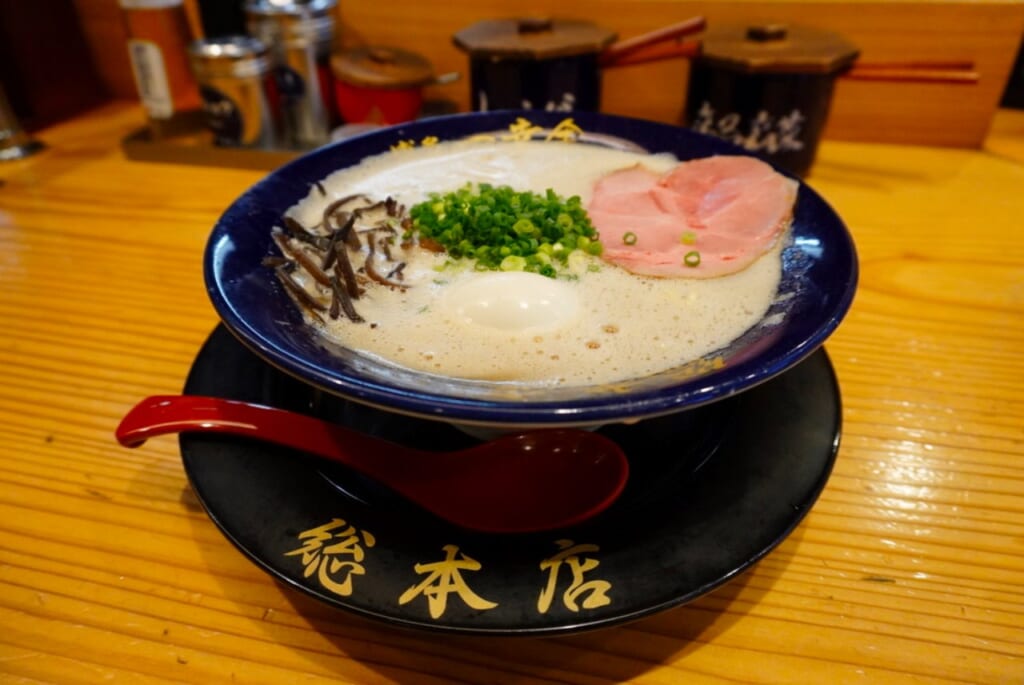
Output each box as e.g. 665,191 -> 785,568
244,0 -> 336,16
698,24 -> 859,74
118,0 -> 184,7
245,0 -> 337,52
188,36 -> 271,79
453,17 -> 616,60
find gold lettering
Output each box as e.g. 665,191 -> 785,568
285,518 -> 376,597
398,544 -> 498,619
537,539 -> 612,614
502,117 -> 544,141
396,118 -> 583,148
545,118 -> 582,142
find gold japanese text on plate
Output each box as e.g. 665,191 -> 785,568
287,519 -> 612,620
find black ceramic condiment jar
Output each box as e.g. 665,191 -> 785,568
683,23 -> 859,177
453,17 -> 616,112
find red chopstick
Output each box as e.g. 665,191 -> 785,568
844,59 -> 979,84
600,16 -> 706,67
602,41 -> 701,69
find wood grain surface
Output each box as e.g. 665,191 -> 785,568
0,103 -> 1022,683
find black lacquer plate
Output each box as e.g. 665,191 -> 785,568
181,325 -> 841,636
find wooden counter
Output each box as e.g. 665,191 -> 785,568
0,103 -> 1022,683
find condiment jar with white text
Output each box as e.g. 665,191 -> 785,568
453,17 -> 616,113
683,24 -> 859,177
119,0 -> 201,137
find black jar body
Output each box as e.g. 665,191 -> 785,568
454,17 -> 615,115
684,61 -> 840,177
469,53 -> 602,112
683,24 -> 859,177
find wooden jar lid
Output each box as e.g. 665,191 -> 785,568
331,46 -> 434,89
453,17 -> 617,60
699,24 -> 859,74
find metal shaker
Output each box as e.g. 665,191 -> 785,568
245,0 -> 337,148
188,36 -> 277,148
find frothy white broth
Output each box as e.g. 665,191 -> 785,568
286,139 -> 784,386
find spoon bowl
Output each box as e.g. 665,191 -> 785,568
116,395 -> 629,533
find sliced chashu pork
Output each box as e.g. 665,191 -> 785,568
589,155 -> 798,278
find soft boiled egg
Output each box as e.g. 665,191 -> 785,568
437,271 -> 582,335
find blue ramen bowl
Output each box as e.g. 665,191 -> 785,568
205,110 -> 857,429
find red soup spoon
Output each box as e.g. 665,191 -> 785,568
116,395 -> 629,534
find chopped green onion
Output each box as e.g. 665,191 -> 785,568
622,231 -> 638,245
681,231 -> 697,245
684,250 -> 701,267
500,255 -> 527,271
512,218 -> 538,236
407,183 -> 599,278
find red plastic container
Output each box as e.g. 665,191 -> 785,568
331,46 -> 435,125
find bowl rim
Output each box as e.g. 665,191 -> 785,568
204,109 -> 858,427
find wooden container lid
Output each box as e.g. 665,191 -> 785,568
699,24 -> 859,74
330,47 -> 434,89
453,17 -> 617,60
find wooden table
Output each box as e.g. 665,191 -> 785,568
1,103 -> 1022,684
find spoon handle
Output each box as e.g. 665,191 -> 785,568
116,395 -> 388,465
116,395 -> 630,534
